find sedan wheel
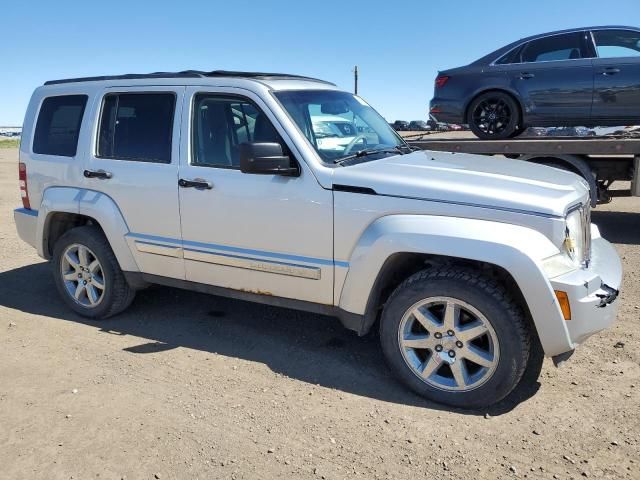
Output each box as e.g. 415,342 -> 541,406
468,92 -> 520,140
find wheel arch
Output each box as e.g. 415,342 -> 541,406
43,211 -> 104,259
361,252 -> 531,336
37,186 -> 140,272
338,215 -> 573,356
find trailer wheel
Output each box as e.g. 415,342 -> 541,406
524,154 -> 599,207
468,92 -> 521,140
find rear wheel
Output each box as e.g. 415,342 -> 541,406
380,267 -> 534,408
52,226 -> 135,319
468,92 -> 521,140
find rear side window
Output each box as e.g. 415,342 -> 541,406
98,93 -> 175,163
593,29 -> 640,58
520,32 -> 585,63
33,95 -> 87,157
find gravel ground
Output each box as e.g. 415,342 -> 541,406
1,147 -> 638,480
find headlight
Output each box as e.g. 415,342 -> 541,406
563,205 -> 591,267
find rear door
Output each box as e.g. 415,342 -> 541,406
83,86 -> 185,279
590,29 -> 640,124
498,31 -> 594,124
177,87 -> 334,305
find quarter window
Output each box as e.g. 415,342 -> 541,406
593,29 -> 640,58
192,95 -> 283,168
520,32 -> 585,63
33,95 -> 87,157
98,93 -> 175,163
495,47 -> 522,65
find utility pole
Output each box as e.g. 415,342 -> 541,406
353,65 -> 358,95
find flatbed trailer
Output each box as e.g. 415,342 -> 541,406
408,136 -> 640,206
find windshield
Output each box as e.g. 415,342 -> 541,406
274,90 -> 405,164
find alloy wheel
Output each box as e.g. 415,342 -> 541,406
60,244 -> 106,308
397,297 -> 500,392
472,98 -> 513,136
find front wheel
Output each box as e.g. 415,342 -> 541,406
380,267 -> 535,408
52,226 -> 135,319
468,92 -> 521,140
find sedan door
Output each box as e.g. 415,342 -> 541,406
591,29 -> 640,124
177,87 -> 334,305
498,31 -> 594,125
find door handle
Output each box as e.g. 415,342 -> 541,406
178,178 -> 213,190
84,169 -> 112,179
518,72 -> 535,79
601,68 -> 621,75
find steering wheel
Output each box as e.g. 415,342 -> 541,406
343,135 -> 369,155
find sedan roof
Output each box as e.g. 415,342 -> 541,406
472,25 -> 640,65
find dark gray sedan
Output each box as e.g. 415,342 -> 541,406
430,26 -> 640,139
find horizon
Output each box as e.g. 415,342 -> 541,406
0,0 -> 639,125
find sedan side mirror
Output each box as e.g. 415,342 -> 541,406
239,142 -> 299,176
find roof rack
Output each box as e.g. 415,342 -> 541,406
44,70 -> 335,86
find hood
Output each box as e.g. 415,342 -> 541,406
331,150 -> 589,217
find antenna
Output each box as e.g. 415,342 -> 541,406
353,66 -> 359,95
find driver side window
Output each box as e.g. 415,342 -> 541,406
192,94 -> 284,168
593,29 -> 640,58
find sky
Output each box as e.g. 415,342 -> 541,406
1,0 -> 639,126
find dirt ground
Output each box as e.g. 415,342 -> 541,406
1,147 -> 639,480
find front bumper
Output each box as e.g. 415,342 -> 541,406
14,208 -> 38,248
549,232 -> 622,348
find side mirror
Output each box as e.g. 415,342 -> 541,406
239,142 -> 298,176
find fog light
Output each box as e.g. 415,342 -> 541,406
555,291 -> 571,320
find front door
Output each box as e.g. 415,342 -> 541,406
177,87 -> 334,305
83,86 -> 184,279
591,29 -> 640,124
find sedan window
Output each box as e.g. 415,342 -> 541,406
494,46 -> 522,65
520,32 -> 585,63
593,29 -> 640,58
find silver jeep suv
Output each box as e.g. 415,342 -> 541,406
14,70 -> 622,408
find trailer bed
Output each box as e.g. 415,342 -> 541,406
409,136 -> 640,156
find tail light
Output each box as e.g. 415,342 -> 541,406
435,75 -> 450,88
18,162 -> 30,209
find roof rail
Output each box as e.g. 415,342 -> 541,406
44,70 -> 335,86
204,70 -> 335,85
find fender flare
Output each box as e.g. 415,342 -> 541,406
521,154 -> 597,207
37,187 -> 139,272
338,215 -> 572,356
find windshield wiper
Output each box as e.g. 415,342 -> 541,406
334,146 -> 407,165
396,144 -> 421,152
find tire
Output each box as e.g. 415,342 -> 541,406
468,91 -> 521,140
52,226 -> 135,319
380,266 -> 533,409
